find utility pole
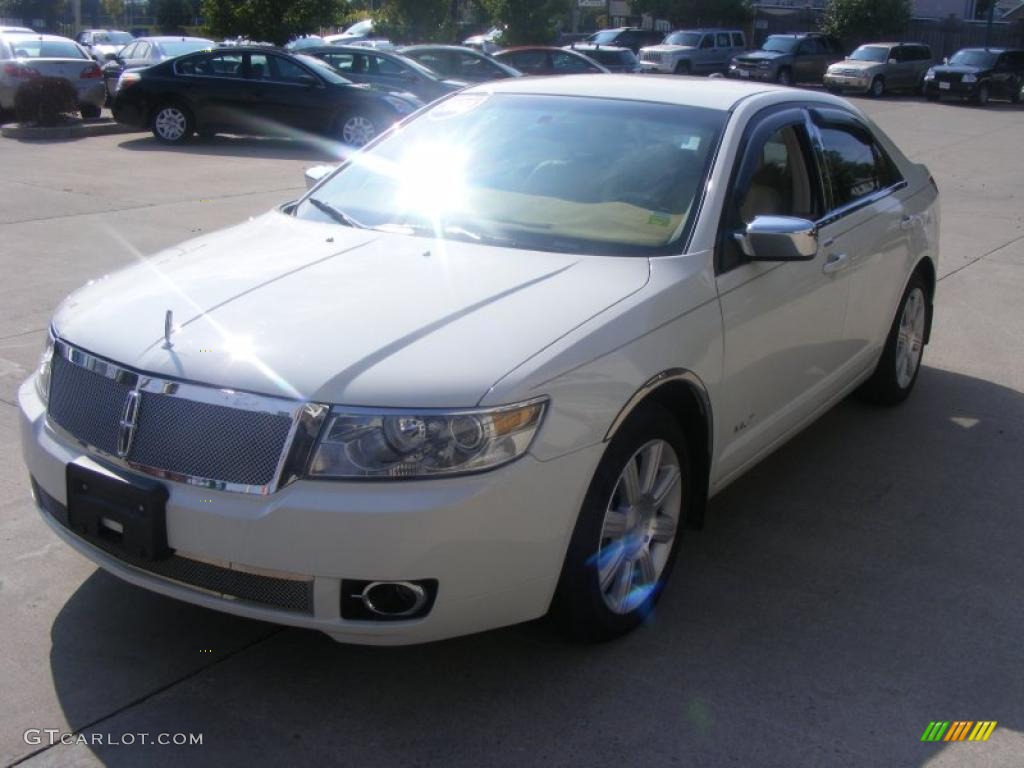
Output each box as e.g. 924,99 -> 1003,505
984,0 -> 995,48
72,0 -> 81,33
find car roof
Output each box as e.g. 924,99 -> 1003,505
469,73 -> 801,110
1,33 -> 77,42
141,36 -> 214,43
956,47 -> 1015,53
400,44 -> 487,53
569,44 -> 630,51
499,46 -> 572,52
668,28 -> 742,33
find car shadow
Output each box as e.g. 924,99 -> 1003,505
43,365 -> 1023,766
117,134 -> 343,163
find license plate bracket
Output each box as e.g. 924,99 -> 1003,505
66,463 -> 171,561
939,81 -> 950,90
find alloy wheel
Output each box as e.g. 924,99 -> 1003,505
154,107 -> 187,142
871,76 -> 885,97
596,439 -> 683,615
895,287 -> 926,389
342,115 -> 376,147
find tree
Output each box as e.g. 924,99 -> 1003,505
202,0 -> 341,46
373,0 -> 455,43
630,0 -> 750,28
153,0 -> 194,31
479,0 -> 569,45
101,0 -> 125,23
821,0 -> 912,43
0,0 -> 64,29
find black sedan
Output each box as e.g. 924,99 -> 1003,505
301,45 -> 465,103
112,47 -> 421,145
101,36 -> 214,101
924,47 -> 1024,105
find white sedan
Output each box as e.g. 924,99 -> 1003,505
19,76 -> 938,645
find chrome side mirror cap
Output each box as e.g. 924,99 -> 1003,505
734,215 -> 818,261
304,164 -> 336,190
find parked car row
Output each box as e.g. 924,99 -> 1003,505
0,31 -> 105,117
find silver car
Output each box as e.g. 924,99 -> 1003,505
0,33 -> 105,117
825,42 -> 934,97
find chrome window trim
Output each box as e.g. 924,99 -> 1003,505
48,338 -> 328,495
814,179 -> 908,229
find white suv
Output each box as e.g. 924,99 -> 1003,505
640,28 -> 746,74
20,77 -> 938,645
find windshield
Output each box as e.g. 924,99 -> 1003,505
295,93 -> 725,256
161,39 -> 214,56
589,49 -> 637,65
96,31 -> 133,44
762,37 -> 798,53
850,45 -> 889,62
7,38 -> 86,59
664,32 -> 701,47
949,50 -> 996,68
345,19 -> 373,36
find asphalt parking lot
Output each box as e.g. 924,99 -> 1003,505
0,94 -> 1022,767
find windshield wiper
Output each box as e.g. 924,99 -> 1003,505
307,197 -> 365,229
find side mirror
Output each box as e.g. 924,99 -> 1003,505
943,56 -> 949,64
304,164 -> 336,190
297,74 -> 319,87
733,216 -> 818,261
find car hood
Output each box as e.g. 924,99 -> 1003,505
830,59 -> 881,72
932,64 -> 986,75
737,50 -> 786,61
641,44 -> 695,54
52,211 -> 650,407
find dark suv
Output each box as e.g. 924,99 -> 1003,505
924,47 -> 1024,105
586,27 -> 665,54
728,33 -> 844,86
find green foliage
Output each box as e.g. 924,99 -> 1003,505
373,0 -> 456,43
821,0 -> 912,42
14,76 -> 78,126
101,0 -> 125,21
201,0 -> 341,46
0,0 -> 63,27
153,0 -> 195,31
630,0 -> 750,27
479,0 -> 569,45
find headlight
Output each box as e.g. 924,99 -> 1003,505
308,399 -> 547,479
924,69 -> 935,80
729,62 -> 737,69
962,73 -> 977,83
36,331 -> 54,405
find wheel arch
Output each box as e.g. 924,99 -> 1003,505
604,369 -> 712,531
912,255 -> 936,343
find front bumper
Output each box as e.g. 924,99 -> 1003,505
639,61 -> 672,74
924,79 -> 977,99
823,73 -> 871,92
19,377 -> 602,644
727,66 -> 775,82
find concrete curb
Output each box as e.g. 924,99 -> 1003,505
1,119 -> 142,140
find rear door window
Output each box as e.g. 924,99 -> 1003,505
818,125 -> 897,209
717,33 -> 731,48
732,33 -> 745,48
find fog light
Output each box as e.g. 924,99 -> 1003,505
341,578 -> 438,621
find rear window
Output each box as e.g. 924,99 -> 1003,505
160,39 -> 214,57
7,38 -> 86,59
588,48 -> 637,65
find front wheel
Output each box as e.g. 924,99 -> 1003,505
673,60 -> 691,76
80,103 -> 101,119
1009,79 -> 1021,104
550,403 -> 690,641
869,75 -> 885,98
974,83 -> 990,106
337,112 -> 379,147
151,103 -> 193,143
857,272 -> 929,405
776,67 -> 792,86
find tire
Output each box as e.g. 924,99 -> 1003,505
857,271 -> 929,406
1009,79 -> 1021,104
336,111 -> 379,147
869,75 -> 885,98
550,402 -> 692,642
151,102 -> 194,144
80,103 -> 101,119
974,83 -> 989,107
926,92 -> 939,102
776,67 -> 792,86
673,60 -> 691,76
826,85 -> 842,95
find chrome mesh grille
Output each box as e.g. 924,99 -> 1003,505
131,392 -> 293,487
47,342 -> 300,491
48,352 -> 132,455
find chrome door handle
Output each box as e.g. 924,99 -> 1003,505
822,252 -> 849,274
900,214 -> 919,231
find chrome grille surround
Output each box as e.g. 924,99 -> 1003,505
47,338 -> 328,495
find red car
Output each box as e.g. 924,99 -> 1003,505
493,46 -> 609,75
